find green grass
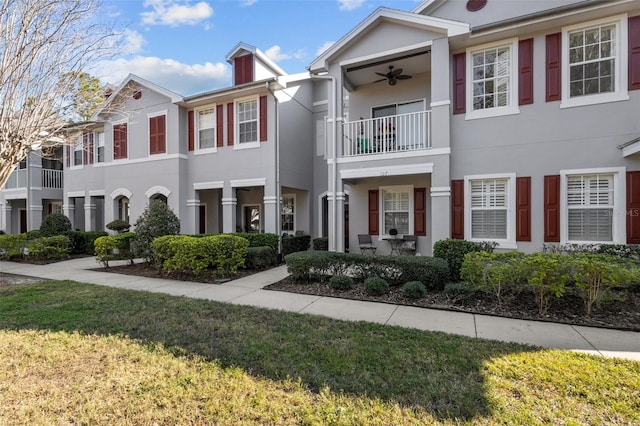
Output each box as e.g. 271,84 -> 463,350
0,281 -> 638,425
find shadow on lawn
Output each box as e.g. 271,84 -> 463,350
0,280 -> 536,422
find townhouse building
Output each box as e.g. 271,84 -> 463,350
2,0 -> 639,257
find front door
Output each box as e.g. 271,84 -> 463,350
19,210 -> 27,233
244,205 -> 261,233
199,205 -> 206,234
344,203 -> 349,252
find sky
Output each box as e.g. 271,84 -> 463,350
95,0 -> 422,96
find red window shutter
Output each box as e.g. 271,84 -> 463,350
259,95 -> 267,142
544,175 -> 560,242
149,115 -> 166,154
227,103 -> 234,146
516,176 -> 531,241
546,33 -> 562,102
451,179 -> 464,239
452,53 -> 466,114
158,115 -> 166,153
216,105 -> 224,148
234,54 -> 254,85
368,189 -> 379,235
414,187 -> 427,236
519,39 -> 534,105
66,145 -> 70,168
627,171 -> 640,243
629,16 -> 640,91
188,111 -> 194,151
113,123 -> 127,159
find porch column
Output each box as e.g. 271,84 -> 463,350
430,37 -> 451,150
221,186 -> 237,234
328,181 -> 345,252
186,196 -> 200,235
84,202 -> 96,231
63,201 -> 75,230
430,187 -> 451,249
263,195 -> 278,235
1,203 -> 12,234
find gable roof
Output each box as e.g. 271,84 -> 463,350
91,74 -> 184,120
308,7 -> 469,73
225,42 -> 287,77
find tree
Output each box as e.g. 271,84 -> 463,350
0,0 -> 118,190
132,200 -> 181,262
61,71 -> 106,122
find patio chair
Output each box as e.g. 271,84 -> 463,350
399,235 -> 417,256
358,234 -> 377,255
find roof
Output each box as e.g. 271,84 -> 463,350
225,42 -> 287,77
308,7 -> 469,73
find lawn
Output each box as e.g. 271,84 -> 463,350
0,281 -> 638,425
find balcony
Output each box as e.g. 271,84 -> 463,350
343,110 -> 431,157
42,169 -> 63,189
4,169 -> 26,189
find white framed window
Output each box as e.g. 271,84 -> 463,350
561,167 -> 626,243
561,15 -> 629,108
96,131 -> 105,163
235,97 -> 259,149
72,137 -> 83,167
466,38 -> 519,120
281,194 -> 295,234
465,173 -> 516,248
380,185 -> 413,236
197,107 -> 216,151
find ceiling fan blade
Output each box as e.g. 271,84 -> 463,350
375,72 -> 388,77
396,75 -> 412,80
389,68 -> 403,77
372,78 -> 387,83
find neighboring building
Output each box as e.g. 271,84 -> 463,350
2,0 -> 639,257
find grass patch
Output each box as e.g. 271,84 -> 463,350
0,281 -> 638,425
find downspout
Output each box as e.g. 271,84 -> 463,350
310,74 -> 337,251
266,81 -> 281,254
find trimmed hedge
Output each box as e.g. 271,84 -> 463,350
0,234 -> 26,260
39,213 -> 72,237
329,275 -> 354,290
284,251 -> 449,289
95,232 -> 136,267
433,238 -> 497,282
402,281 -> 426,299
245,246 -> 277,271
282,234 -> 311,256
68,231 -> 109,255
191,233 -> 279,253
312,237 -> 329,251
364,276 -> 389,296
24,236 -> 70,261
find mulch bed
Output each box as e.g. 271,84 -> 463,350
266,277 -> 640,332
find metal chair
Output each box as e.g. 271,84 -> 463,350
399,235 -> 417,256
358,234 -> 377,255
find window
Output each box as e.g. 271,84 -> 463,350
566,174 -> 614,241
96,131 -> 105,163
465,174 -> 516,247
117,197 -> 130,223
113,123 -> 128,160
281,195 -> 295,234
149,114 -> 166,155
73,139 -> 83,167
237,98 -> 258,145
197,108 -> 216,149
466,39 -> 519,119
381,186 -> 412,235
562,15 -> 629,108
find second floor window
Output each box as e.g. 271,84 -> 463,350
149,114 -> 166,155
198,108 -> 216,149
568,23 -> 616,98
96,131 -> 105,163
471,45 -> 512,111
73,141 -> 83,167
237,99 -> 258,145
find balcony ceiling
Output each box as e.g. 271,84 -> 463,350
343,50 -> 430,89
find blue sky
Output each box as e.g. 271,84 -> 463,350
96,0 -> 422,95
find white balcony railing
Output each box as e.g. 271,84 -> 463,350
343,110 -> 431,157
42,169 -> 63,189
4,169 -> 27,189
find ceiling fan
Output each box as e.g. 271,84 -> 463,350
373,65 -> 412,86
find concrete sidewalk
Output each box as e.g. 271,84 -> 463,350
1,257 -> 639,361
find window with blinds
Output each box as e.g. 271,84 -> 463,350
281,195 -> 295,234
382,188 -> 410,235
567,174 -> 613,241
197,108 -> 216,149
470,178 -> 508,239
237,99 -> 258,144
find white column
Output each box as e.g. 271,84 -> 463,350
430,186 -> 451,251
63,202 -> 75,230
28,204 -> 43,232
263,195 -> 278,235
186,198 -> 200,234
1,203 -> 12,234
221,186 -> 237,234
328,181 -> 345,252
84,202 -> 96,231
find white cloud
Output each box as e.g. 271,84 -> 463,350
121,29 -> 146,55
265,45 -> 306,63
338,0 -> 365,11
240,0 -> 257,6
316,41 -> 335,57
141,0 -> 213,26
94,56 -> 230,95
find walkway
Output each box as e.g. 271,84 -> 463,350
1,257 -> 639,361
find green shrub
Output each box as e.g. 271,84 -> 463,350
24,230 -> 42,240
106,219 -> 131,233
132,200 -> 180,262
39,213 -> 71,237
460,251 -> 525,308
95,232 -> 136,267
282,234 -> 311,256
329,275 -> 354,290
402,281 -> 426,299
596,244 -> 640,259
433,238 -> 497,282
206,234 -> 249,277
24,236 -> 70,260
570,253 -> 639,316
67,231 -> 109,255
151,235 -> 190,271
443,282 -> 475,301
245,246 -> 277,270
162,236 -> 212,277
364,276 -> 389,296
0,234 -> 26,260
312,237 -> 329,251
234,233 -> 279,252
519,253 -> 570,315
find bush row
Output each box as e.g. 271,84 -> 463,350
284,251 -> 449,290
542,243 -> 640,259
282,234 -> 311,257
460,251 -> 640,316
192,232 -> 279,253
152,234 -> 250,277
95,233 -> 136,267
433,238 -> 498,282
